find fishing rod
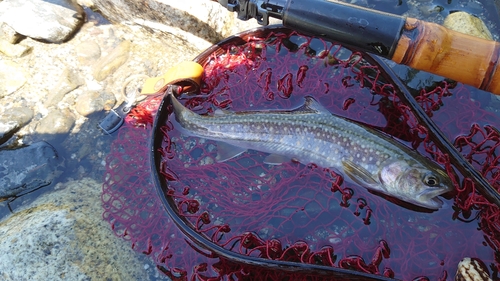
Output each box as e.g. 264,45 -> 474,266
214,0 -> 500,96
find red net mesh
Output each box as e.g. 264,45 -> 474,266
102,30 -> 500,280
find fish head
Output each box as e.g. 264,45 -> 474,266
379,161 -> 454,210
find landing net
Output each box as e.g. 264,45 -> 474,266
102,28 -> 500,280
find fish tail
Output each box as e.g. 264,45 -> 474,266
168,91 -> 198,130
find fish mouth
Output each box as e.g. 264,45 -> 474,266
418,187 -> 449,199
417,188 -> 449,208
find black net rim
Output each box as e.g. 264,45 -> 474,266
150,25 -> 400,280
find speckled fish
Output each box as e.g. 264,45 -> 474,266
169,94 -> 453,210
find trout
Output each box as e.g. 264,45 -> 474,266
169,94 -> 453,210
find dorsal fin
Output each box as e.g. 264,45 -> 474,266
293,96 -> 331,115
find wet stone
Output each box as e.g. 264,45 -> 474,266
0,60 -> 27,97
0,0 -> 84,43
91,40 -> 130,81
75,91 -> 116,117
36,109 -> 76,135
0,141 -> 61,201
0,107 -> 34,145
45,69 -> 84,107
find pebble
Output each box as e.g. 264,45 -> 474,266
0,60 -> 27,98
443,11 -> 493,40
75,41 -> 101,64
45,68 -> 84,108
0,0 -> 84,43
0,107 -> 33,145
0,39 -> 32,57
92,40 -> 130,81
75,91 -> 116,116
36,109 -> 76,135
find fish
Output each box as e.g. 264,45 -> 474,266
168,94 -> 453,210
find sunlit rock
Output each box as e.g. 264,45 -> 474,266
0,0 -> 84,43
443,11 -> 493,40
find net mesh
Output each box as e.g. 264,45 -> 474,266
102,30 -> 500,280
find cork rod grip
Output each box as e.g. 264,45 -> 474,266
392,18 -> 500,95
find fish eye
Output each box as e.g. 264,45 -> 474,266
423,174 -> 440,186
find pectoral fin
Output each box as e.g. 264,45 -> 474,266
214,109 -> 232,116
342,160 -> 379,187
216,142 -> 246,162
264,154 -> 290,165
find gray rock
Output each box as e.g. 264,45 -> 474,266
0,60 -> 27,97
75,90 -> 116,116
78,0 -> 261,49
45,68 -> 83,107
0,0 -> 84,43
0,142 -> 61,201
36,109 -> 76,135
0,178 -> 157,281
0,107 -> 33,144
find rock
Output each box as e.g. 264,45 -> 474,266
79,0 -> 260,47
0,107 -> 33,145
0,178 -> 158,281
0,60 -> 27,97
443,11 -> 493,40
36,109 -> 76,135
91,40 -> 130,81
75,91 -> 116,116
75,41 -> 101,64
0,142 -> 61,201
0,22 -> 24,44
0,39 -> 32,57
0,0 -> 84,43
45,69 -> 84,107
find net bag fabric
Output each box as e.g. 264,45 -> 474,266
103,27 -> 500,281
